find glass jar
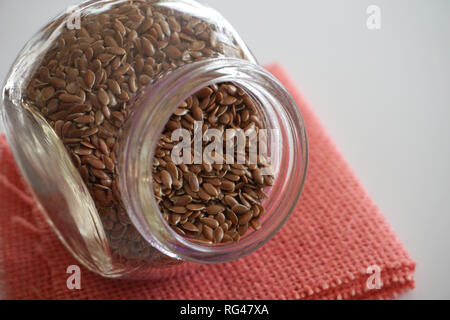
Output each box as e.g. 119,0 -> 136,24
1,0 -> 308,279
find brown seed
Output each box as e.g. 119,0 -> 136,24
170,206 -> 188,214
174,108 -> 189,116
112,111 -> 124,122
107,79 -> 121,95
106,46 -> 126,56
221,96 -> 237,105
74,147 -> 93,156
101,105 -> 111,120
174,195 -> 192,206
95,110 -> 105,126
200,163 -> 213,175
219,113 -> 231,125
213,227 -> 224,243
80,166 -> 89,183
192,105 -> 203,121
104,35 -> 118,48
172,226 -> 186,236
264,175 -> 274,186
231,168 -> 245,176
160,170 -> 173,189
238,224 -> 248,237
129,76 -> 138,93
66,82 -> 80,94
168,16 -> 181,32
167,120 -> 180,131
98,138 -> 109,155
166,45 -> 181,60
224,195 -> 239,207
113,19 -> 126,36
197,87 -> 213,99
160,20 -> 171,37
49,77 -> 66,89
203,225 -> 214,241
82,127 -> 99,137
200,217 -> 220,229
170,214 -> 181,225
182,222 -> 199,233
221,180 -> 235,192
222,234 -> 233,243
253,168 -> 264,185
88,158 -> 106,170
198,188 -> 211,202
220,222 -> 229,233
188,173 -> 200,193
54,120 -> 64,138
74,115 -> 94,124
187,204 -> 205,211
98,53 -> 114,66
239,211 -> 253,225
250,218 -> 262,231
206,204 -> 225,215
98,88 -> 110,106
203,183 -> 218,197
103,156 -> 115,171
139,74 -> 152,85
216,212 -> 226,225
226,210 -> 239,226
142,37 -> 155,57
39,67 -> 50,82
190,41 -> 205,51
167,162 -> 179,180
91,168 -> 110,180
225,173 -> 240,182
232,204 -> 250,215
59,93 -> 83,103
41,87 -> 55,101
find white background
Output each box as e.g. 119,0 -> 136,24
0,0 -> 449,299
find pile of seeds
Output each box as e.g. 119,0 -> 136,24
23,0 -> 272,262
153,83 -> 274,244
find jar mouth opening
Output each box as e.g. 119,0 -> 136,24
120,58 -> 308,264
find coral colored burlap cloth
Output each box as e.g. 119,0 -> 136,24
0,64 -> 415,300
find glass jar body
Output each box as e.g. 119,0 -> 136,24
1,0 -> 308,279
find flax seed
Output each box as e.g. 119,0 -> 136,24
187,173 -> 200,193
203,183 -> 218,197
98,88 -> 110,106
216,212 -> 226,225
186,204 -> 204,211
59,93 -> 83,103
250,218 -> 262,231
238,211 -> 253,225
200,217 -> 220,229
160,170 -> 173,189
203,225 -> 214,241
232,204 -> 250,215
213,227 -> 224,243
174,195 -> 192,206
198,188 -> 211,202
88,158 -> 106,170
206,204 -> 225,215
170,206 -> 188,214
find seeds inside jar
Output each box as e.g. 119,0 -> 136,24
153,83 -> 275,244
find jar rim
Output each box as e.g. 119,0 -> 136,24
119,57 -> 308,264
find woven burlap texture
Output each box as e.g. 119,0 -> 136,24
0,64 -> 415,300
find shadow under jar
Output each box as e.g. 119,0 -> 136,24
1,0 -> 308,279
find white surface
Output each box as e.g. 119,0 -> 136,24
0,0 -> 449,299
